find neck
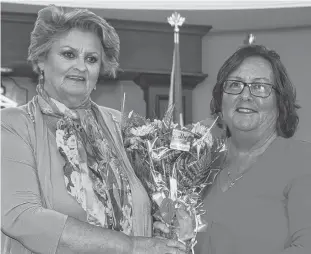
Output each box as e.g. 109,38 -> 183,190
42,83 -> 90,109
226,129 -> 277,176
230,128 -> 277,156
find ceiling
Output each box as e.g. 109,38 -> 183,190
1,1 -> 311,32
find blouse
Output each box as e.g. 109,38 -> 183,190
195,137 -> 311,254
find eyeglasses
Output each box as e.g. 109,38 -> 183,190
223,80 -> 275,98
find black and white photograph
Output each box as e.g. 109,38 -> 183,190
1,1 -> 311,253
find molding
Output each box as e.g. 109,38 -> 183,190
208,24 -> 311,35
1,11 -> 212,36
109,19 -> 212,36
133,71 -> 208,90
1,62 -> 208,89
2,1 -> 311,10
1,12 -> 37,24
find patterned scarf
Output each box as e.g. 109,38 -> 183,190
36,84 -> 133,235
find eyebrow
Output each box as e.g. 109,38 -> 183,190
252,77 -> 272,83
228,76 -> 272,83
227,76 -> 243,80
60,46 -> 100,55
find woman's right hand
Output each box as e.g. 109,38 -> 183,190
131,236 -> 187,254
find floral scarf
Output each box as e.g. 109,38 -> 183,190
36,84 -> 133,235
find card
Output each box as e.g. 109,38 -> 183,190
170,129 -> 193,152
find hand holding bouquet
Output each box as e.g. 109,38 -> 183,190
121,108 -> 227,253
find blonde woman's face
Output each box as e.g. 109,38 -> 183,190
38,28 -> 102,107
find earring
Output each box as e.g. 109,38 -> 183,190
94,86 -> 96,91
218,111 -> 223,119
39,69 -> 44,86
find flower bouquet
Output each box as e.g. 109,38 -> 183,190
121,107 -> 227,253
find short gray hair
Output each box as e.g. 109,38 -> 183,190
28,5 -> 120,78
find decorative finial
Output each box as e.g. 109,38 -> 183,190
244,33 -> 256,45
167,12 -> 185,33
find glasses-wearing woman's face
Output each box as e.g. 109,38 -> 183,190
38,28 -> 102,107
221,56 -> 278,135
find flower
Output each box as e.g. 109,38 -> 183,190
152,119 -> 163,128
130,124 -> 155,136
67,135 -> 77,149
202,131 -> 213,147
121,108 -> 227,251
56,129 -> 65,148
191,122 -> 208,136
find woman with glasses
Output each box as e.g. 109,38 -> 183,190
195,45 -> 311,254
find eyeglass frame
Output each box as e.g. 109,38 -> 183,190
222,79 -> 276,98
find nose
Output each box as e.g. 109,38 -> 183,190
240,84 -> 252,99
75,57 -> 87,72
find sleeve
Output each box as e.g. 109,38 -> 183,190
1,116 -> 68,254
280,174 -> 311,254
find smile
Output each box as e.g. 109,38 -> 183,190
236,107 -> 257,113
66,75 -> 86,81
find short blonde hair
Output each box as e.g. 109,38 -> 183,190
28,5 -> 120,78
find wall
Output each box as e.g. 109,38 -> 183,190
1,11 -> 204,119
193,27 -> 311,142
1,12 -> 206,74
2,77 -> 145,115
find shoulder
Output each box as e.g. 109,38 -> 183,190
1,105 -> 32,130
284,172 -> 311,200
275,137 -> 311,159
270,137 -> 311,185
1,104 -> 35,143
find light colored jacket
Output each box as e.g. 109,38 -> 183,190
1,96 -> 152,254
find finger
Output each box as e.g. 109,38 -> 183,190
166,239 -> 187,251
154,221 -> 170,234
176,208 -> 190,219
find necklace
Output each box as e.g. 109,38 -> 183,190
222,134 -> 277,192
222,142 -> 247,192
227,169 -> 244,189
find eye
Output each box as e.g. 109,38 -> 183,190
227,81 -> 242,89
62,51 -> 75,59
252,83 -> 266,91
87,56 -> 99,64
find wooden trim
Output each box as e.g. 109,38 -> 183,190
1,62 -> 208,89
1,11 -> 212,36
110,19 -> 212,36
133,71 -> 208,89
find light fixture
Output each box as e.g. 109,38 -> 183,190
1,67 -> 13,73
1,94 -> 18,108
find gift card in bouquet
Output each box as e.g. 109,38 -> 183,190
170,129 -> 193,152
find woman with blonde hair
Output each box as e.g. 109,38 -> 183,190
1,5 -> 186,254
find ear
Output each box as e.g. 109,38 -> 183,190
37,57 -> 45,72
